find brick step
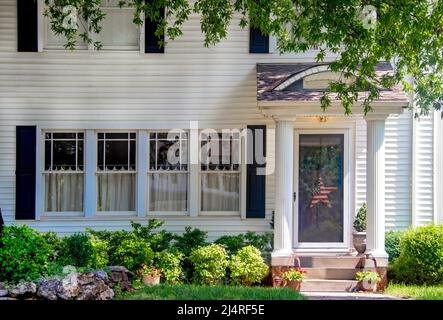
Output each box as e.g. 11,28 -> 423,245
298,255 -> 376,268
300,279 -> 360,292
303,268 -> 359,280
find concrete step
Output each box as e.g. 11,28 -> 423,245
300,279 -> 360,292
303,268 -> 359,280
298,255 -> 376,268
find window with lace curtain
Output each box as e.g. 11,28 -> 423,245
148,131 -> 188,212
44,132 -> 84,212
200,130 -> 240,212
97,132 -> 136,212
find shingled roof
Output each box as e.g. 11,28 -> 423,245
256,62 -> 409,103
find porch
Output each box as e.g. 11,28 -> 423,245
256,63 -> 409,290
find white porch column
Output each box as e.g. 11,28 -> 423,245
365,115 -> 389,262
272,119 -> 295,264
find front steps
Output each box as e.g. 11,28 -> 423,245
296,255 -> 376,292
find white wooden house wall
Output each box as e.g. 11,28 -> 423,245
0,0 -> 439,238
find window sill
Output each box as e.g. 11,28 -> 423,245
199,211 -> 241,217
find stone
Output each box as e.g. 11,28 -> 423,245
0,297 -> 17,300
0,282 -> 8,297
37,279 -> 61,300
57,273 -> 81,300
9,282 -> 37,299
108,266 -> 134,292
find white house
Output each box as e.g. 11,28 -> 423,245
0,0 -> 442,291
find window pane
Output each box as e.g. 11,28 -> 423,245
77,141 -> 84,170
98,140 -> 104,170
53,133 -> 76,139
45,173 -> 83,212
52,140 -> 77,170
105,133 -> 129,140
97,173 -> 136,211
130,140 -> 136,170
201,173 -> 239,211
149,173 -> 187,211
105,140 -> 129,169
44,16 -> 87,50
45,141 -> 51,170
98,9 -> 139,49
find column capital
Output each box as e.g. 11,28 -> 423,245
364,114 -> 389,122
272,115 -> 297,122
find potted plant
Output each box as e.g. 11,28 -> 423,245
353,203 -> 367,254
281,267 -> 306,291
355,270 -> 381,292
138,264 -> 161,286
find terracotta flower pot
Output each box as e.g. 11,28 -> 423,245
285,280 -> 302,292
360,279 -> 378,292
353,231 -> 367,255
142,274 -> 160,286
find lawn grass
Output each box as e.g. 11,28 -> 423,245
385,283 -> 443,300
115,284 -> 306,300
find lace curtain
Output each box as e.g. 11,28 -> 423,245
201,173 -> 239,211
97,173 -> 136,211
149,173 -> 187,211
45,173 -> 84,212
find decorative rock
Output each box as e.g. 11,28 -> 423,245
0,282 -> 8,297
57,273 -> 81,300
9,282 -> 37,299
108,266 -> 134,292
0,297 -> 17,300
37,279 -> 61,300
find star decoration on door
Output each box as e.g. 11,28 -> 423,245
309,176 -> 337,208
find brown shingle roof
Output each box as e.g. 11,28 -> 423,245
256,62 -> 409,103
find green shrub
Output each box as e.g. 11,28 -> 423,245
189,244 -> 228,285
215,232 -> 273,257
41,231 -> 63,262
172,226 -> 208,256
57,233 -> 94,268
229,246 -> 269,286
131,220 -> 174,252
90,239 -> 110,269
385,230 -> 404,262
391,224 -> 443,285
155,249 -> 184,284
113,237 -> 154,271
0,225 -> 51,283
353,203 -> 367,232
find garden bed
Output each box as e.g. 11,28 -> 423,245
115,284 -> 306,300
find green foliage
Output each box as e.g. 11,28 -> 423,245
172,226 -> 208,256
113,237 -> 154,272
355,271 -> 381,282
57,233 -> 94,268
189,244 -> 228,285
391,225 -> 443,285
228,246 -> 269,286
385,230 -> 404,262
90,239 -> 110,269
155,249 -> 184,284
130,221 -> 174,252
41,231 -> 63,262
0,225 -> 51,283
43,1 -> 443,117
215,232 -> 273,258
353,203 -> 367,232
282,268 -> 305,282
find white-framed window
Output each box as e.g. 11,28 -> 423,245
44,132 -> 84,212
200,130 -> 241,213
41,0 -> 139,51
96,132 -> 136,212
148,131 -> 189,213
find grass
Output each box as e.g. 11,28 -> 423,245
385,283 -> 443,300
115,284 -> 306,300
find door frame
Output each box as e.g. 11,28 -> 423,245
293,125 -> 354,251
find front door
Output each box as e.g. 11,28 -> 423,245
294,130 -> 349,249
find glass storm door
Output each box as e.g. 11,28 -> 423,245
295,133 -> 346,248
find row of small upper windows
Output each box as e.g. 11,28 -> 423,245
43,5 -> 269,53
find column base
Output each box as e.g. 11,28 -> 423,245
271,249 -> 294,266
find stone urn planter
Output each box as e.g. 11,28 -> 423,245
142,274 -> 160,286
353,231 -> 367,255
360,279 -> 378,292
356,271 -> 380,293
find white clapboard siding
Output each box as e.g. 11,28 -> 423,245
413,113 -> 435,226
0,0 -> 417,237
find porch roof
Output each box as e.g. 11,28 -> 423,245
256,62 -> 409,104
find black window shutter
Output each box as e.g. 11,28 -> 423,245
17,0 -> 38,52
15,126 -> 37,220
145,6 -> 165,53
249,27 -> 269,53
246,125 -> 266,218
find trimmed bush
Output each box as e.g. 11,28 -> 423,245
172,226 -> 208,256
189,244 -> 228,285
90,239 -> 110,269
391,224 -> 443,285
113,237 -> 154,271
229,246 -> 269,286
0,225 -> 51,283
353,203 -> 367,232
57,233 -> 94,268
215,232 -> 273,258
155,249 -> 184,284
385,230 -> 404,262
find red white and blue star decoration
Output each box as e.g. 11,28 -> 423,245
309,176 -> 337,208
